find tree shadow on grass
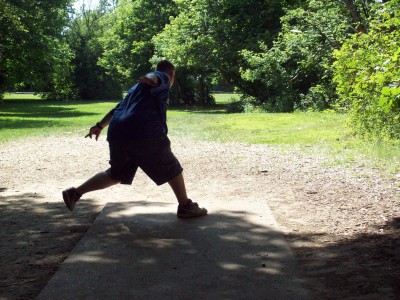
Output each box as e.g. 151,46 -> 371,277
0,100 -> 100,119
0,118 -> 64,131
0,192 -> 102,299
0,100 -> 105,133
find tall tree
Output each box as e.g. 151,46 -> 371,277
67,0 -> 122,99
98,0 -> 177,88
239,0 -> 352,111
153,0 -> 285,105
208,0 -> 285,93
152,0 -> 216,105
343,0 -> 367,33
334,0 -> 400,139
0,0 -> 72,97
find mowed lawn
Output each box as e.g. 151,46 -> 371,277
0,96 -> 118,141
1,93 -> 399,173
0,93 -> 346,145
168,108 -> 347,145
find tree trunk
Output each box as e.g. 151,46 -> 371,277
175,77 -> 194,105
198,75 -> 206,106
343,0 -> 367,33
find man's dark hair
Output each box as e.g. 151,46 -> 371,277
156,60 -> 175,73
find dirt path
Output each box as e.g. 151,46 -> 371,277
0,135 -> 399,299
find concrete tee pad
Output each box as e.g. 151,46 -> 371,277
38,200 -> 310,299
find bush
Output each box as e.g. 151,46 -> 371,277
298,84 -> 337,111
333,0 -> 400,140
226,96 -> 256,113
238,0 -> 350,112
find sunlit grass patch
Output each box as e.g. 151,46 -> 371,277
168,110 -> 348,146
213,93 -> 241,104
3,93 -> 42,100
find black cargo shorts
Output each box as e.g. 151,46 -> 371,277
106,135 -> 183,185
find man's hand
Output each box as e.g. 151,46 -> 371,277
137,74 -> 159,87
85,126 -> 102,141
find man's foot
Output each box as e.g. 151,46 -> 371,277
177,199 -> 208,218
62,188 -> 81,212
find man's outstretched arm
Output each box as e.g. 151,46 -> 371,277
85,109 -> 114,141
137,73 -> 160,87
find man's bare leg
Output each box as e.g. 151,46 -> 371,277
168,172 -> 189,206
63,172 -> 119,212
170,172 -> 207,218
76,172 -> 120,196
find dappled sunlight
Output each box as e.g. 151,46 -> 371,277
106,200 -> 174,220
133,238 -> 192,249
218,262 -> 245,271
68,252 -> 118,264
0,192 -> 101,299
37,201 -> 310,299
137,258 -> 157,265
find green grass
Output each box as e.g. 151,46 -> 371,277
1,93 -> 399,173
213,92 -> 241,104
168,109 -> 347,144
0,97 -> 117,141
3,92 -> 42,100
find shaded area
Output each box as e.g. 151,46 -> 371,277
0,100 -> 100,119
2,191 -> 398,299
285,222 -> 400,299
37,202 -> 310,299
0,192 -> 101,299
0,119 -> 64,131
0,100 -> 110,137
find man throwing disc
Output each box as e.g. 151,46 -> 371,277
62,60 -> 207,218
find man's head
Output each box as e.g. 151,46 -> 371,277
156,60 -> 175,87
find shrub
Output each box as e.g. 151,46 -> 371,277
238,0 -> 350,112
333,0 -> 400,140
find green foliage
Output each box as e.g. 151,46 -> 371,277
152,0 -> 284,106
1,0 -> 399,146
333,0 -> 400,140
0,0 -> 72,95
65,3 -> 122,100
41,40 -> 77,100
207,0 -> 285,92
240,44 -> 294,112
168,68 -> 215,106
299,84 -> 338,111
239,0 -> 351,112
226,96 -> 256,113
99,0 -> 177,88
152,0 -> 216,105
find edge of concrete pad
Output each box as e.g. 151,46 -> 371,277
37,200 -> 311,300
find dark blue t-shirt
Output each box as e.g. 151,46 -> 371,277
107,71 -> 170,141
